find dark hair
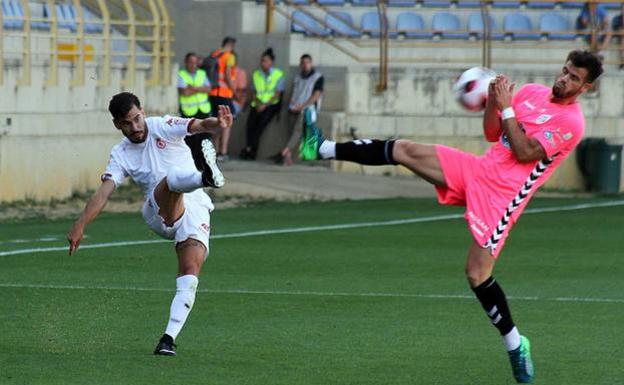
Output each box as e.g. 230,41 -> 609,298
108,92 -> 141,120
184,52 -> 197,62
567,50 -> 603,83
222,36 -> 236,47
300,53 -> 312,61
262,48 -> 275,61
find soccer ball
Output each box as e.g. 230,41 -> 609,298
452,67 -> 496,112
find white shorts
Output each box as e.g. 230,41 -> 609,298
142,189 -> 214,258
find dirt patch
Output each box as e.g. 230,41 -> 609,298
0,183 -> 262,221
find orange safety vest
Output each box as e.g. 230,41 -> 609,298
209,49 -> 235,98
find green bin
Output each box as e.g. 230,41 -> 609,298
577,138 -> 623,194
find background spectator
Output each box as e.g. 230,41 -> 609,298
241,48 -> 284,160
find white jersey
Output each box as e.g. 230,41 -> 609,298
102,115 -> 201,196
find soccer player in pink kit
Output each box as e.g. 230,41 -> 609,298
308,50 -> 603,383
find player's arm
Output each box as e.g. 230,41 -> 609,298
483,78 -> 502,142
493,77 -> 546,163
187,105 -> 233,135
67,179 -> 115,255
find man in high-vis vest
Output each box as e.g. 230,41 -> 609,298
271,54 -> 323,166
241,48 -> 284,160
177,52 -> 213,171
207,37 -> 237,161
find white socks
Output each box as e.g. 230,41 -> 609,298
318,140 -> 336,159
166,166 -> 204,193
503,326 -> 521,351
164,274 -> 198,340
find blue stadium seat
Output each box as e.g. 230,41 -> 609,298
422,0 -> 454,7
539,12 -> 576,40
468,12 -> 504,39
351,0 -> 377,5
326,11 -> 361,37
387,0 -> 417,6
291,10 -> 330,36
492,1 -> 522,8
2,0 -> 23,29
603,3 -> 621,10
396,12 -> 432,38
360,11 -> 398,38
25,2 -> 51,30
504,12 -> 540,39
80,7 -> 104,33
432,12 -> 467,39
526,1 -> 555,9
456,1 -> 482,8
317,0 -> 346,5
9,0 -> 30,29
46,3 -> 77,31
290,0 -> 310,4
560,2 -> 584,8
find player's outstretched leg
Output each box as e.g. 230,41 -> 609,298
165,140 -> 224,191
467,243 -> 534,383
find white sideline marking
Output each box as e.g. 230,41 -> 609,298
0,283 -> 622,304
1,200 -> 623,257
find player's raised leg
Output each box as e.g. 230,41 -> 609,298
311,133 -> 446,187
466,241 -> 534,383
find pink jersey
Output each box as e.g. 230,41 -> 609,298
435,83 -> 585,257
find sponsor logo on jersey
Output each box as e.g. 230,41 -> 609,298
156,138 -> 166,149
535,114 -> 552,124
523,100 -> 536,110
200,223 -> 210,233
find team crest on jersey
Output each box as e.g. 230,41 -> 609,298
535,114 -> 552,124
156,138 -> 166,149
200,223 -> 210,233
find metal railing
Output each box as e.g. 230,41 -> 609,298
0,0 -> 174,86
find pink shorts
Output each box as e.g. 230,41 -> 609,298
434,145 -> 516,258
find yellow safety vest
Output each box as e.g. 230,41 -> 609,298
251,68 -> 284,107
178,69 -> 211,117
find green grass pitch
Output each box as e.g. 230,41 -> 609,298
1,198 -> 622,385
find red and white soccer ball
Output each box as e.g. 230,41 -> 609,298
453,67 -> 496,112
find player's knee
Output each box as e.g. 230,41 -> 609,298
465,265 -> 489,288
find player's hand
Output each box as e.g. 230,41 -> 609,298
217,105 -> 233,130
256,104 -> 267,113
290,104 -> 303,113
492,75 -> 515,111
67,223 -> 84,256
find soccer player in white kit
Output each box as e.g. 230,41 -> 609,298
67,92 -> 231,356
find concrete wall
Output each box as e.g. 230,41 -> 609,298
0,62 -> 177,202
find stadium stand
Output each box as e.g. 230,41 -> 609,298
292,10 -> 330,35
539,12 -> 577,39
432,12 -> 467,39
503,12 -> 541,39
326,11 -> 362,37
395,11 -> 432,38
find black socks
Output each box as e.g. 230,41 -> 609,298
472,276 -> 516,336
335,139 -> 397,165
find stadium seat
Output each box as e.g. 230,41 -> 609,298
387,0 -> 417,6
45,3 -> 76,31
2,0 -> 23,29
82,7 -> 104,33
560,2 -> 584,8
360,11 -> 398,38
539,12 -> 576,40
317,0 -> 346,5
526,1 -> 555,9
432,12 -> 467,39
396,12 -> 432,38
492,1 -> 522,8
503,12 -> 540,39
290,0 -> 310,4
456,1 -> 482,8
422,0 -> 454,7
8,0 -> 29,29
351,0 -> 377,5
468,12 -> 504,39
326,11 -> 361,37
27,2 -> 50,30
292,10 -> 330,36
